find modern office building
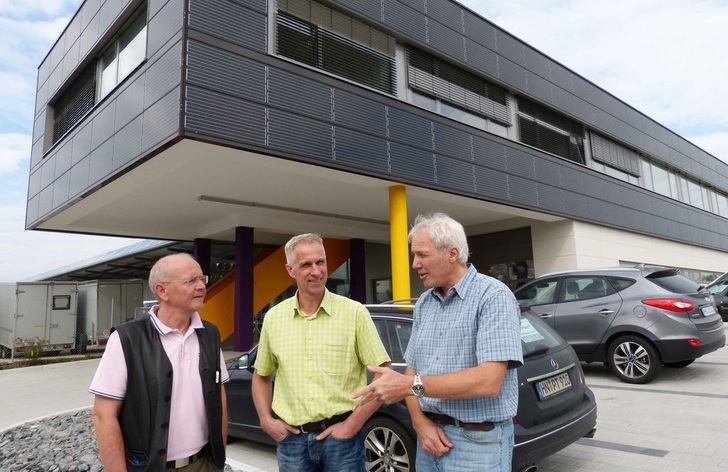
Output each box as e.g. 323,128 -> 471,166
28,0 -> 728,348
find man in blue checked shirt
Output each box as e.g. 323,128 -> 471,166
354,212 -> 523,471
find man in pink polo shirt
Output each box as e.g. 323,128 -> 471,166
89,253 -> 229,471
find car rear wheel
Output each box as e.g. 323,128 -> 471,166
607,335 -> 661,384
364,415 -> 416,472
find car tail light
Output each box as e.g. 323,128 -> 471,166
687,338 -> 703,347
512,416 -> 518,425
642,298 -> 695,312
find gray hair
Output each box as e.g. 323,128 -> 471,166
408,213 -> 469,264
148,253 -> 196,294
284,233 -> 325,266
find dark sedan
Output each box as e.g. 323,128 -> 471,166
226,304 -> 597,472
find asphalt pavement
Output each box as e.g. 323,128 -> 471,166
2,331 -> 728,472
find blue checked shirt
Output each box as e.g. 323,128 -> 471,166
404,265 -> 523,422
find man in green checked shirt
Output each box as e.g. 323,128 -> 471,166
252,233 -> 392,472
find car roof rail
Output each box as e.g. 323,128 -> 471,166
378,298 -> 419,305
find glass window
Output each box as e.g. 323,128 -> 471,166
514,278 -> 559,307
687,180 -> 705,209
276,9 -> 395,95
98,8 -> 147,101
650,163 -> 671,197
561,277 -> 613,301
412,91 -> 437,111
441,101 -> 486,129
520,312 -> 567,358
517,97 -> 584,164
717,193 -> 728,218
385,320 -> 411,364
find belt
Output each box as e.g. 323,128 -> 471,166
425,412 -> 495,431
296,411 -> 352,434
166,445 -> 208,469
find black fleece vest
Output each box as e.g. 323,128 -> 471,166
112,315 -> 226,471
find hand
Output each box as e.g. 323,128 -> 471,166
414,417 -> 453,457
315,420 -> 358,441
352,366 -> 410,405
260,416 -> 299,442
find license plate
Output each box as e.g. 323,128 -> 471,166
701,305 -> 716,317
535,372 -> 572,400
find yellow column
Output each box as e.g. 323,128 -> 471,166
389,185 -> 411,301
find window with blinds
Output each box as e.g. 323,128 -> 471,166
407,47 -> 510,125
53,64 -> 96,143
276,0 -> 396,95
517,97 -> 584,164
589,131 -> 641,177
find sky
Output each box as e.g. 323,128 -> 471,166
1,0 -> 727,282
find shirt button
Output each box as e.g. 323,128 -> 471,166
435,356 -> 440,361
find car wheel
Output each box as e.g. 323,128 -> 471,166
607,335 -> 661,384
663,359 -> 695,368
364,415 -> 416,472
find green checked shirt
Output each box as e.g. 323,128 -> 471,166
254,288 -> 390,426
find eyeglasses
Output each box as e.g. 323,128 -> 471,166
163,275 -> 209,286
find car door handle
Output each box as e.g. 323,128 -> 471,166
539,314 -> 554,319
598,309 -> 614,315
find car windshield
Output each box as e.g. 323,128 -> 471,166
520,311 -> 566,358
707,282 -> 727,295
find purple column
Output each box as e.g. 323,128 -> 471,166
349,238 -> 366,303
234,227 -> 254,352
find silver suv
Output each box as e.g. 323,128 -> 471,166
513,265 -> 726,383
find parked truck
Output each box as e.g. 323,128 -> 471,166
76,279 -> 144,352
0,282 -> 78,359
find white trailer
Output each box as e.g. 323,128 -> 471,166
0,282 -> 78,359
76,280 -> 144,352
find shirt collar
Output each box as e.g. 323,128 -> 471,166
431,264 -> 477,301
292,288 -> 333,318
148,304 -> 204,334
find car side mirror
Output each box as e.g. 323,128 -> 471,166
237,353 -> 250,370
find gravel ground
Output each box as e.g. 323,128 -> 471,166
0,410 -> 241,472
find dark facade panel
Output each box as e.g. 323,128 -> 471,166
188,0 -> 266,51
268,108 -> 333,160
334,127 -> 389,173
494,31 -> 524,66
78,13 -> 101,68
147,0 -> 184,57
91,101 -> 117,150
559,166 -> 585,194
472,135 -> 506,172
583,195 -> 608,221
525,71 -> 552,106
54,141 -> 73,179
99,0 -> 123,34
144,43 -> 183,109
141,87 -> 180,152
337,0 -> 382,22
462,10 -> 496,51
52,172 -> 71,210
113,115 -> 144,170
432,122 -> 472,161
524,46 -> 550,79
332,90 -> 388,137
562,189 -> 585,218
505,147 -> 535,180
72,123 -> 94,166
537,183 -> 564,213
185,86 -> 266,146
507,175 -> 538,207
69,156 -> 91,199
427,19 -> 466,62
549,62 -> 573,93
465,41 -> 499,79
268,69 -> 332,122
435,154 -> 475,192
115,76 -> 146,132
382,1 -> 427,44
186,40 -> 267,103
388,107 -> 433,151
427,0 -> 464,32
40,155 -> 56,190
88,138 -> 115,186
473,165 -> 508,199
533,156 -> 562,187
389,142 -> 433,182
38,186 -> 54,218
497,58 -> 527,92
62,40 -> 81,84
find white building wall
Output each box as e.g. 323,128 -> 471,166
532,220 -> 728,276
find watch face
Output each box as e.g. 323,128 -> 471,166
412,385 -> 425,398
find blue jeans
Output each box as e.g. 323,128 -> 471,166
415,420 -> 514,472
276,430 -> 365,472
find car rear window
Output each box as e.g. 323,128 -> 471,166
521,311 -> 566,358
646,270 -> 702,293
606,277 -> 636,292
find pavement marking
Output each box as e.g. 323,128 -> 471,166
589,383 -> 728,400
576,438 -> 669,457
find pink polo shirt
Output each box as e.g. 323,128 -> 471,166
89,308 -> 229,462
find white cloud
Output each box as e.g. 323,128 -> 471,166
460,0 -> 728,160
0,133 -> 31,174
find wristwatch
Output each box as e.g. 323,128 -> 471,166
412,374 -> 425,398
